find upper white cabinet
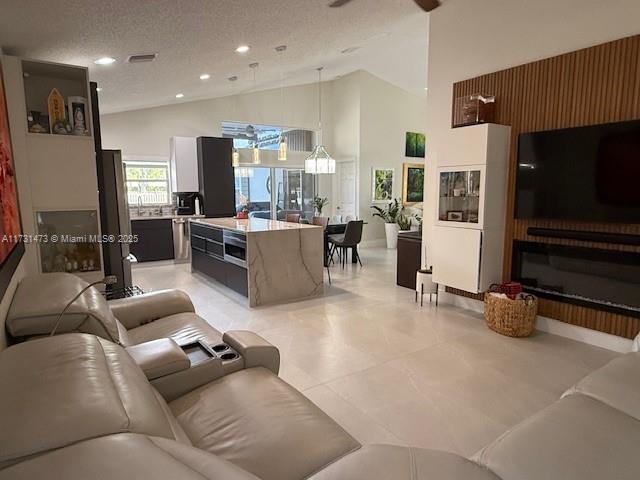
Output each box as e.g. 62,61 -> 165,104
432,123 -> 511,293
170,136 -> 199,192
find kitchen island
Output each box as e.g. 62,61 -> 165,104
189,218 -> 324,307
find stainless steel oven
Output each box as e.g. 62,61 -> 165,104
223,231 -> 247,268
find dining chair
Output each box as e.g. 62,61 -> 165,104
285,213 -> 301,223
328,220 -> 364,268
313,216 -> 332,284
312,216 -> 329,229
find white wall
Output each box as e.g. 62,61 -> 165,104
101,82 -> 330,161
359,71 -> 426,240
102,70 -> 428,240
423,0 -> 640,260
326,72 -> 361,221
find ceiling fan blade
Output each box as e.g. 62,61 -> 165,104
329,0 -> 354,7
413,0 -> 441,12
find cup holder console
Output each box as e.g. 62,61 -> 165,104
220,352 -> 239,361
212,343 -> 230,353
180,341 -> 241,367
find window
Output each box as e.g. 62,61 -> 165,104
222,121 -> 313,152
234,167 -> 315,221
124,161 -> 171,205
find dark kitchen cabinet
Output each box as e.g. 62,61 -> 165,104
225,262 -> 248,297
192,248 -> 226,284
130,219 -> 174,262
397,231 -> 423,289
197,137 -> 235,218
190,223 -> 248,297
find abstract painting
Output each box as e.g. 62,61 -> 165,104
405,132 -> 426,158
402,163 -> 424,205
0,60 -> 24,297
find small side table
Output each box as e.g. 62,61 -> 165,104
415,269 -> 438,307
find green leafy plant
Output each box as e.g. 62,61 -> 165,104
414,214 -> 423,230
397,213 -> 413,231
312,196 -> 329,215
371,198 -> 401,223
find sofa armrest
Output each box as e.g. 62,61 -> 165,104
126,338 -> 191,380
108,290 -> 195,330
223,330 -> 280,375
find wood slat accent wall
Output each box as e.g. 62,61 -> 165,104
451,35 -> 640,339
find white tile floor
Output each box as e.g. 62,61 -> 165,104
133,246 -> 619,457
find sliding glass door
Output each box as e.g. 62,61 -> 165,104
234,167 -> 272,219
234,167 -> 314,221
274,168 -> 315,221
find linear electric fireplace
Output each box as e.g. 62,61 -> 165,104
512,241 -> 640,318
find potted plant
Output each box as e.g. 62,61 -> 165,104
397,213 -> 413,233
371,198 -> 401,249
312,196 -> 329,216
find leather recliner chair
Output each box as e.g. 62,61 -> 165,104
0,333 -> 501,480
6,272 -> 226,347
2,273 -> 640,480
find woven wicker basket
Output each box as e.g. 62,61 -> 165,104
484,293 -> 538,337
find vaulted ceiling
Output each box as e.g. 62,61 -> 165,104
0,0 -> 429,114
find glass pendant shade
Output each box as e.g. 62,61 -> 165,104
232,148 -> 240,167
252,144 -> 261,164
305,145 -> 336,174
306,67 -> 335,175
278,136 -> 287,161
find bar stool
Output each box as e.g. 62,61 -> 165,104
416,268 -> 438,307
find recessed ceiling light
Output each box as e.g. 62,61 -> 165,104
424,87 -> 428,91
96,87 -> 103,92
94,57 -> 116,65
175,93 -> 184,99
200,73 -> 211,80
235,45 -> 251,54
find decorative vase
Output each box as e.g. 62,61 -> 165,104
384,222 -> 400,249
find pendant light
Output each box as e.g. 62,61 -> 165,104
252,141 -> 260,164
278,136 -> 288,161
305,67 -> 335,174
230,75 -> 241,167
276,45 -> 287,162
249,63 -> 261,165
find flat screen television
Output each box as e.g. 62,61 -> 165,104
515,119 -> 640,223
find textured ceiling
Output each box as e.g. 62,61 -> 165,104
0,0 -> 429,114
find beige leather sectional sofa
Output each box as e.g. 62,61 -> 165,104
1,273 -> 638,479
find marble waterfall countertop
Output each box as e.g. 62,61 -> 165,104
190,217 -> 324,307
190,217 -> 321,234
130,214 -> 206,221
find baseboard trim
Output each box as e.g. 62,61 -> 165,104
439,290 -> 633,353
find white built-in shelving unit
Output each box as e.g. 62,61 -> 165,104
3,56 -> 104,282
432,123 -> 511,294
